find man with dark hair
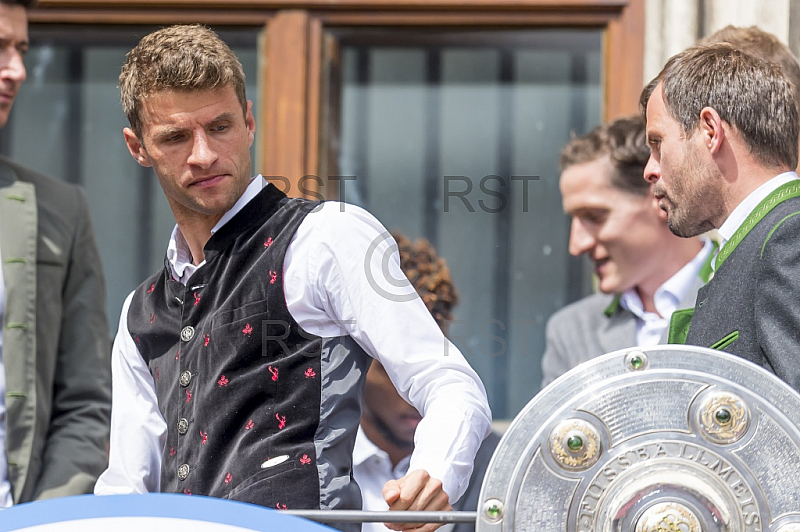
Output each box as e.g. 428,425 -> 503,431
355,233 -> 500,532
643,43 -> 800,389
702,25 -> 800,172
0,0 -> 111,505
541,116 -> 714,387
95,25 -> 491,532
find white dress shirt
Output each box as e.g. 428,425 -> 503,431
95,176 -> 492,504
353,427 -> 411,532
620,238 -> 714,346
0,243 -> 11,508
716,171 -> 799,259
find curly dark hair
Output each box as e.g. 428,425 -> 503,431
391,232 -> 459,333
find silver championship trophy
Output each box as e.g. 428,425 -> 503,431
477,345 -> 800,532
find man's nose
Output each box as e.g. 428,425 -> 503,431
187,131 -> 218,168
568,218 -> 595,257
1,48 -> 26,84
644,154 -> 660,185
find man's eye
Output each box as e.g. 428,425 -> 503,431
582,210 -> 609,225
213,125 -> 228,132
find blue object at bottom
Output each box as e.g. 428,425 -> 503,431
0,493 -> 335,531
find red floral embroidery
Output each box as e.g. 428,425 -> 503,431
200,430 -> 208,445
264,237 -> 273,248
304,367 -> 316,379
269,270 -> 278,285
245,419 -> 254,430
150,313 -> 155,324
183,489 -> 192,496
194,292 -> 201,306
169,447 -> 176,457
242,323 -> 253,335
276,413 -> 286,430
133,335 -> 141,346
203,334 -> 210,347
224,473 -> 233,484
268,366 -> 279,382
175,350 -> 180,360
276,503 -> 287,510
186,389 -> 192,402
218,375 -> 229,386
147,284 -> 155,294
300,454 -> 311,465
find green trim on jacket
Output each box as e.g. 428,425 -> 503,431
717,180 -> 800,269
668,181 -> 800,345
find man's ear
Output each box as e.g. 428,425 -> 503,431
245,100 -> 255,147
698,106 -> 726,155
123,127 -> 153,168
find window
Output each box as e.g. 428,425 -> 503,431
0,26 -> 259,330
20,0 -> 644,419
332,29 -> 601,416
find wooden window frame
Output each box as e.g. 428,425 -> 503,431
33,0 -> 644,196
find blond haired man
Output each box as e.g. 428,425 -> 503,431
94,25 -> 491,532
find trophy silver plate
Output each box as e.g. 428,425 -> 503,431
477,345 -> 800,531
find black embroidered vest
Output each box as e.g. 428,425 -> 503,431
128,184 -> 324,510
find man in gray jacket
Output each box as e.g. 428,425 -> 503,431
0,0 -> 110,504
644,43 -> 800,391
541,116 -> 714,388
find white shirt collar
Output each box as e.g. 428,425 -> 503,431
353,426 -> 391,468
620,238 -> 714,320
165,175 -> 266,283
717,171 -> 798,249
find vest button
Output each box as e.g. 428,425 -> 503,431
178,418 -> 189,435
178,463 -> 190,480
179,371 -> 192,387
180,326 -> 195,342
181,325 -> 194,342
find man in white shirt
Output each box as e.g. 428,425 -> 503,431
541,116 -> 714,388
643,43 -> 800,390
93,24 -> 491,532
354,233 -> 499,532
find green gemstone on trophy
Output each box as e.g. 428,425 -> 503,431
487,504 -> 501,518
715,408 -> 732,425
630,355 -> 643,369
567,435 -> 584,451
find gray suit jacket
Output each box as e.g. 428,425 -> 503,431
540,253 -> 712,388
0,155 -> 110,503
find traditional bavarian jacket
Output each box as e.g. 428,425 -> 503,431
127,183 -> 371,513
670,175 -> 800,391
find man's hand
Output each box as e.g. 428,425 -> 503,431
382,469 -> 452,531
